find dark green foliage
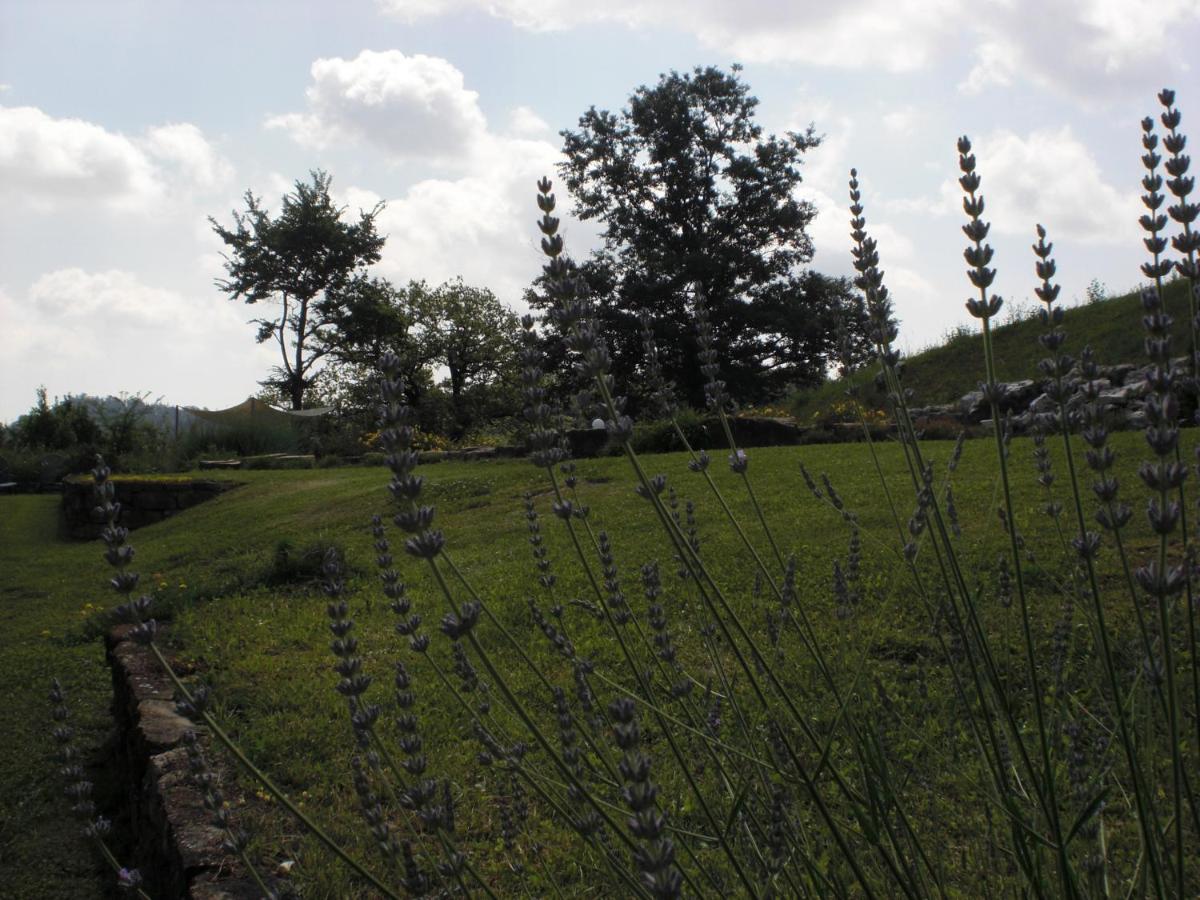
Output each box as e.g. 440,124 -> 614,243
9,387 -> 103,451
267,538 -> 348,588
316,277 -> 521,440
1,389 -> 174,479
417,279 -> 521,439
628,408 -> 714,454
551,65 -> 869,407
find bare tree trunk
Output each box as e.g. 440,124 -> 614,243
291,297 -> 309,410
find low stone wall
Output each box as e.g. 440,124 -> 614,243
62,478 -> 240,539
106,625 -> 284,898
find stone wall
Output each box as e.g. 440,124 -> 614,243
106,625 -> 285,898
62,478 -> 240,539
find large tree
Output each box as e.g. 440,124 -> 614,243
553,64 -> 866,407
210,170 -> 385,409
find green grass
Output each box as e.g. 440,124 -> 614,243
791,276 -> 1196,420
2,426 -> 1188,896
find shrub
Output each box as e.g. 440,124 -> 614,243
59,91 -> 1199,898
628,406 -> 712,453
266,538 -> 349,588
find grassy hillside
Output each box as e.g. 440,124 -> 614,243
2,430 -> 1186,897
792,276 -> 1195,420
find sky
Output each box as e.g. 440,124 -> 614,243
1,0 -> 1198,423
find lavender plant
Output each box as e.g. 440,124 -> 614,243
53,90 -> 1200,899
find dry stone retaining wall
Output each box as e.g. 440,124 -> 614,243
106,625 -> 285,898
62,479 -> 239,539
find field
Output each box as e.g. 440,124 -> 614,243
3,423 -> 1194,896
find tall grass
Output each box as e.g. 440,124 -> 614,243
58,90 -> 1198,897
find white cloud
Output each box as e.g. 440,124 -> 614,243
28,268 -> 188,327
1,269 -> 277,418
961,0 -> 1200,97
143,123 -> 234,191
269,49 -> 581,303
958,38 -> 1017,95
0,106 -> 232,213
266,49 -> 488,160
362,134 -> 581,302
939,127 -> 1139,243
507,105 -> 552,138
378,0 -> 959,71
882,106 -> 919,138
379,0 -> 1198,93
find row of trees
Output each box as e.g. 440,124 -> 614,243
210,65 -> 869,436
210,175 -> 519,438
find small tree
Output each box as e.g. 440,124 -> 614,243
313,277 -> 520,438
210,171 -> 385,410
316,275 -> 439,431
421,279 -> 520,439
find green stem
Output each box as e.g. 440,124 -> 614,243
147,643 -> 402,900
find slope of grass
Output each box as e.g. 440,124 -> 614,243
3,427 -> 1187,896
792,276 -> 1195,420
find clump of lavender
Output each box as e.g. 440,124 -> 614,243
639,310 -> 679,420
553,687 -> 601,839
518,314 -> 568,470
641,562 -> 689,700
378,351 -> 445,563
1138,109 -> 1189,895
182,731 -> 276,897
93,460 -> 155,644
598,531 -> 632,626
609,698 -> 681,899
693,294 -> 730,415
48,679 -> 147,896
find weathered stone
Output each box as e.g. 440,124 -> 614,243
1028,393 -> 1056,414
729,416 -> 801,446
1098,382 -> 1149,405
106,628 -> 289,898
958,390 -> 987,422
1103,363 -> 1137,386
1003,379 -> 1040,409
138,700 -> 194,752
198,459 -> 242,470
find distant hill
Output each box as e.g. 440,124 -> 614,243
791,277 -> 1196,419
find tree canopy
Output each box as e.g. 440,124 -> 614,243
319,277 -> 519,438
210,170 -> 385,409
550,64 -> 867,408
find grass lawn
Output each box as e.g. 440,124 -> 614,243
3,424 -> 1193,897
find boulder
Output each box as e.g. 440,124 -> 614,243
958,379 -> 1039,422
1098,382 -> 1148,406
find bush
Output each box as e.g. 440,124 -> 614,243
629,407 -> 713,453
265,538 -> 348,588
